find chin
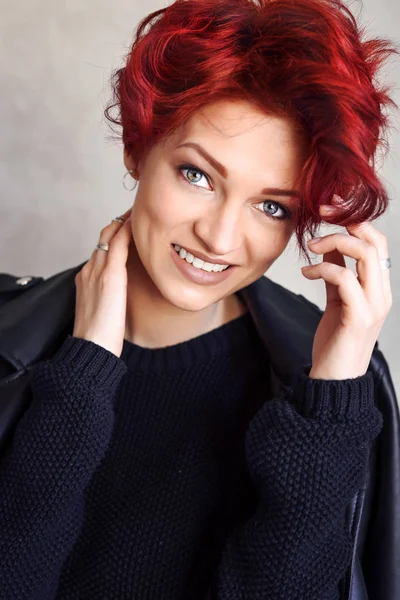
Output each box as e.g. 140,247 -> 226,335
158,281 -> 222,312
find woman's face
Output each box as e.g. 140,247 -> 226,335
124,99 -> 307,312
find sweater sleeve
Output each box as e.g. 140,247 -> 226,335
0,335 -> 127,600
204,365 -> 383,600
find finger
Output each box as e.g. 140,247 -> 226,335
344,220 -> 391,303
308,233 -> 384,308
117,207 -> 133,221
91,212 -> 131,268
319,202 -> 391,303
107,216 -> 133,270
302,261 -> 369,319
321,248 -> 346,305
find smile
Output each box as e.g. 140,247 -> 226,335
173,245 -> 230,272
170,244 -> 236,286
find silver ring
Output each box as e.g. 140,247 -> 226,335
112,216 -> 126,224
380,257 -> 391,271
96,242 -> 110,252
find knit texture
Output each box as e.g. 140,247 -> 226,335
0,311 -> 383,600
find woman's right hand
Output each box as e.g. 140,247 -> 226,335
72,208 -> 133,358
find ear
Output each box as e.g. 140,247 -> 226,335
123,148 -> 138,178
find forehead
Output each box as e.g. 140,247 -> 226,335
166,99 -> 308,183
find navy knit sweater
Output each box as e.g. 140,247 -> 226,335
0,311 -> 383,599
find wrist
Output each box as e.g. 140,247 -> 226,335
308,366 -> 368,380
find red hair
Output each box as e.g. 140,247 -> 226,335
104,0 -> 398,261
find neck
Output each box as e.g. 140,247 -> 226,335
124,242 -> 247,349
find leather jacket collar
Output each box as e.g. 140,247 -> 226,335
0,261 -> 322,387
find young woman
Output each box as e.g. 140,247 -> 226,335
0,0 -> 398,598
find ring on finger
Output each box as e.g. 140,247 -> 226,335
96,242 -> 110,252
380,257 -> 391,271
112,216 -> 126,224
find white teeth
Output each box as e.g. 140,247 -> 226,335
173,245 -> 230,272
192,257 -> 204,269
202,262 -> 214,272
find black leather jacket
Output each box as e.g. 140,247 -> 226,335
0,262 -> 399,600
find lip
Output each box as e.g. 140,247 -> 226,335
174,244 -> 233,266
171,244 -> 237,286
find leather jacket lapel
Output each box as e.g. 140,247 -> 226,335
0,261 -> 320,381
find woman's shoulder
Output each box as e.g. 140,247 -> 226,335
0,262 -> 85,309
0,263 -> 84,374
0,271 -> 44,310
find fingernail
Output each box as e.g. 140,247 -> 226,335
319,205 -> 336,213
308,237 -> 321,245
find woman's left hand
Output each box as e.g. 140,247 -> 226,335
301,195 -> 393,380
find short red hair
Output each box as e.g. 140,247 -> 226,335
104,0 -> 398,261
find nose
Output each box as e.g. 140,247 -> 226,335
193,198 -> 243,259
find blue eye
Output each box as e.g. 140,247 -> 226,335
178,165 -> 210,189
255,200 -> 291,221
178,164 -> 291,221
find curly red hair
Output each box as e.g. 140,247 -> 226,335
104,0 -> 398,261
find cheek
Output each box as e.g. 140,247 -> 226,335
249,228 -> 292,268
134,185 -> 189,231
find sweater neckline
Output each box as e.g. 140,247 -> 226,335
120,310 -> 258,373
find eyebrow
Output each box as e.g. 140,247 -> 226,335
176,141 -> 301,199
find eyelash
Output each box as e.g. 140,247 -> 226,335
177,164 -> 292,221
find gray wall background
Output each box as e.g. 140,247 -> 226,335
1,0 -> 399,395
